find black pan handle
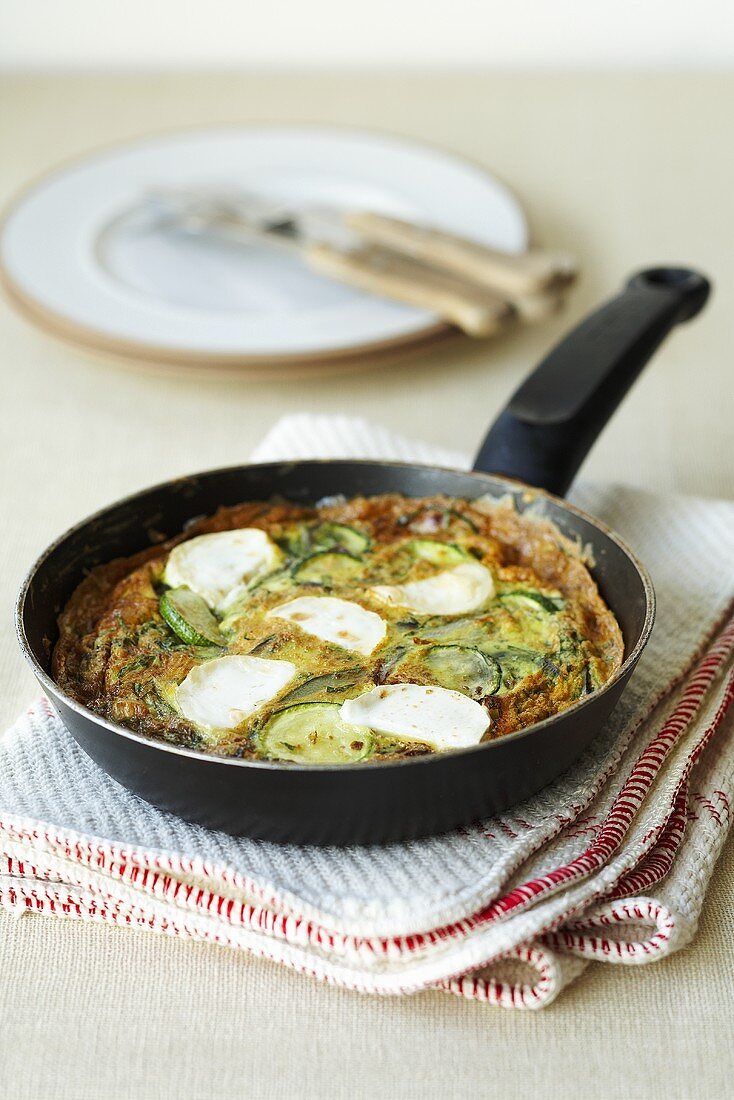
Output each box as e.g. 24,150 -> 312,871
473,267 -> 711,496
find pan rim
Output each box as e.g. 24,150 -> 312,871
16,458 -> 656,775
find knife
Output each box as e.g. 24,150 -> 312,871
144,189 -> 568,335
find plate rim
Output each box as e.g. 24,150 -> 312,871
0,120 -> 527,368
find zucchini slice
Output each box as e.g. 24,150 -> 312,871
292,550 -> 364,586
278,668 -> 367,704
557,631 -> 583,667
217,568 -> 292,631
259,702 -> 373,764
276,524 -> 311,560
309,522 -> 370,555
248,633 -> 279,655
248,566 -> 292,594
408,539 -> 472,566
579,664 -> 593,696
142,685 -> 177,721
489,647 -> 548,692
159,588 -> 226,647
500,590 -> 564,614
423,644 -> 501,698
375,646 -> 409,684
153,679 -> 180,713
403,505 -> 479,534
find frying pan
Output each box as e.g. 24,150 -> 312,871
17,266 -> 710,845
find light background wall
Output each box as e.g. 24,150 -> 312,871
2,0 -> 733,69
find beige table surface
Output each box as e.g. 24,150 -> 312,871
1,72 -> 733,1099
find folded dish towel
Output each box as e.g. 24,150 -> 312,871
2,414 -> 733,1009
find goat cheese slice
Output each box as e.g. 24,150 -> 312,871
267,596 -> 386,656
340,683 -> 489,751
370,561 -> 494,616
164,529 -> 281,610
176,655 -> 296,730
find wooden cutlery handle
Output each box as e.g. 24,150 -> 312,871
305,242 -> 512,337
512,287 -> 567,322
345,211 -> 577,297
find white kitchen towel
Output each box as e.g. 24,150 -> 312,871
1,414 -> 733,1009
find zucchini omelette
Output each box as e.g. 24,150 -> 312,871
53,493 -> 624,764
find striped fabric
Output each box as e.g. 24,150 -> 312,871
1,415 -> 732,1008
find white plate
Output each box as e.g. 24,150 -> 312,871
0,126 -> 527,367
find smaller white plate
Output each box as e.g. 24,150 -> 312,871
1,125 -> 527,368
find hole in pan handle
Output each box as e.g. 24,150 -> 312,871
473,266 -> 711,497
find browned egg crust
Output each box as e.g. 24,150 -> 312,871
53,493 -> 624,760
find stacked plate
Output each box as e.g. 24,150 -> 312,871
0,126 -> 528,378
